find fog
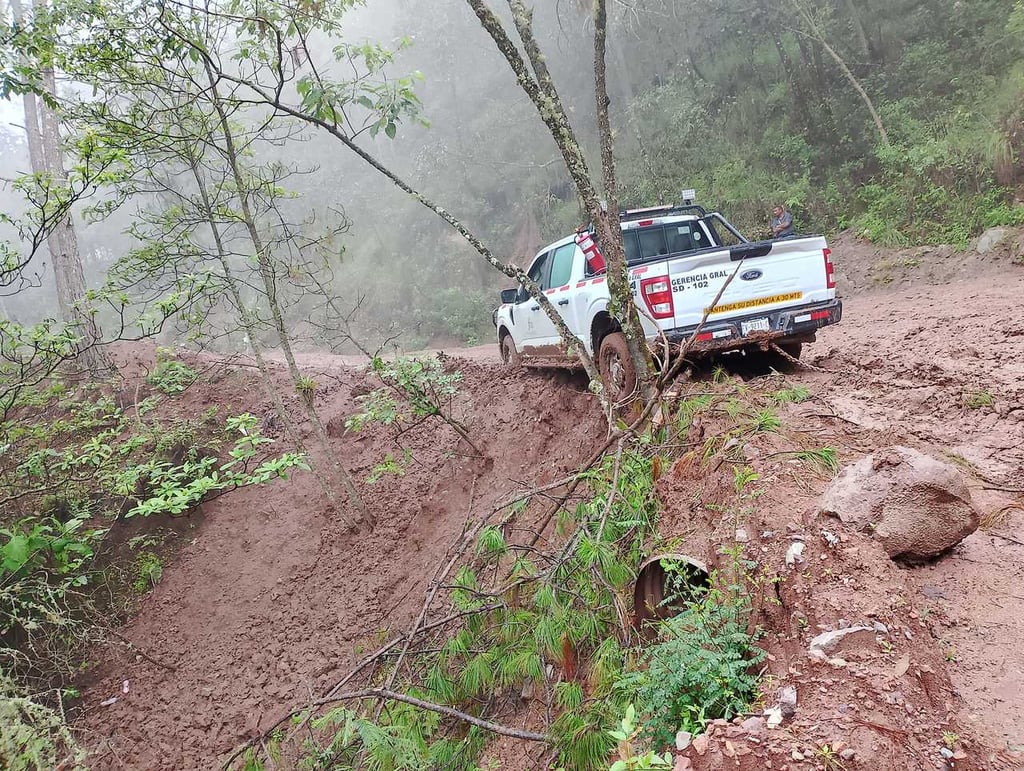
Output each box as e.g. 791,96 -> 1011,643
3,0 -> 1021,350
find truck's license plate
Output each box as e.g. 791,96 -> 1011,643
741,318 -> 771,335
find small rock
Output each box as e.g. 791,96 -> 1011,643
675,731 -> 692,751
741,716 -> 766,733
840,749 -> 857,761
894,654 -> 911,677
692,734 -> 709,755
977,226 -> 1009,254
736,528 -> 750,543
765,706 -> 784,728
792,749 -> 805,761
808,626 -> 876,657
779,686 -> 798,717
837,618 -> 850,628
822,530 -> 840,547
922,584 -> 948,601
673,756 -> 693,771
873,621 -> 889,634
939,747 -> 954,759
786,541 -> 805,567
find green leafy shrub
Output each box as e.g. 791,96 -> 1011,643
606,705 -> 672,771
133,552 -> 164,592
147,350 -> 197,395
346,356 -> 463,432
120,413 -> 309,518
619,583 -> 764,749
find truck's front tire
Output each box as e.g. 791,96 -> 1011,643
598,332 -> 638,405
500,334 -> 521,368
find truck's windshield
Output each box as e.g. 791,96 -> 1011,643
622,221 -> 710,264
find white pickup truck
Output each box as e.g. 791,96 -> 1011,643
493,202 -> 842,397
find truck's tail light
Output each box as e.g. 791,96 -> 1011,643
641,277 -> 674,320
823,248 -> 836,289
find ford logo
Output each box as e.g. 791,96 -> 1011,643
741,270 -> 763,281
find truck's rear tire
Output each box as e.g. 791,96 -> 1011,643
598,332 -> 638,405
500,334 -> 521,368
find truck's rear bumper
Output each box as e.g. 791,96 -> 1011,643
663,298 -> 843,354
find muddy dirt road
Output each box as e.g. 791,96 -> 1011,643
77,270 -> 1024,768
450,275 -> 1024,755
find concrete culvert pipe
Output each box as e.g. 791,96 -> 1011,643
633,553 -> 711,629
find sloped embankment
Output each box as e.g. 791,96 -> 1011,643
76,349 -> 605,770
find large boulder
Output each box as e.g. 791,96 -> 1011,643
819,446 -> 980,561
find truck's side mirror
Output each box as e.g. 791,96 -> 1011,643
500,288 -> 518,304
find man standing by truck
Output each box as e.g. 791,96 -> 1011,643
771,205 -> 796,238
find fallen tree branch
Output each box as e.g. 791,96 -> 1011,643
316,688 -> 550,741
222,680 -> 546,768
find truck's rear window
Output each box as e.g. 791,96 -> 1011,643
623,223 -> 705,264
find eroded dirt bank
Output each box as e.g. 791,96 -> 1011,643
76,358 -> 606,769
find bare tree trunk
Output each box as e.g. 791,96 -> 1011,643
185,158 -> 361,528
8,0 -> 45,171
14,0 -> 109,374
204,66 -> 367,524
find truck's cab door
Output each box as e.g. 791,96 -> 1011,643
532,243 -> 577,347
513,243 -> 578,354
511,251 -> 551,349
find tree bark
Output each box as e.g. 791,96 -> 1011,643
591,0 -> 654,404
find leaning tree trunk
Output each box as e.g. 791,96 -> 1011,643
185,158 -> 362,528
